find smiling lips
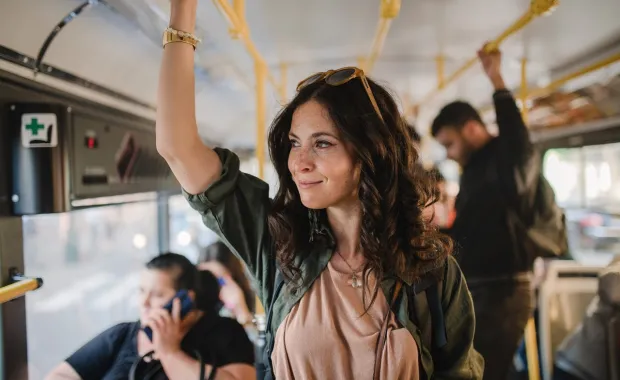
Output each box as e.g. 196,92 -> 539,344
297,180 -> 322,189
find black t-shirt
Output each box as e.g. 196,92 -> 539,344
65,315 -> 254,380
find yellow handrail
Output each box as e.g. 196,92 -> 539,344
478,51 -> 620,119
521,58 -> 529,125
436,55 -> 446,89
212,0 -> 287,100
364,0 -> 401,73
526,52 -> 620,99
255,61 -> 267,180
212,0 -> 289,181
416,0 -> 559,108
0,277 -> 42,304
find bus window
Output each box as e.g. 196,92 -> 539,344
543,142 -> 620,265
22,200 -> 158,379
168,194 -> 218,262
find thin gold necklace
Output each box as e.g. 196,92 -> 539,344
336,250 -> 364,288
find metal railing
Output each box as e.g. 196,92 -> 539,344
0,268 -> 43,305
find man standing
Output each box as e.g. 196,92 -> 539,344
431,46 -> 551,379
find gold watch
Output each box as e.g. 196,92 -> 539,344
162,27 -> 200,50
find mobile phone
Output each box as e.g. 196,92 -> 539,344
143,289 -> 194,341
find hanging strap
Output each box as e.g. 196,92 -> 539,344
407,270 -> 448,353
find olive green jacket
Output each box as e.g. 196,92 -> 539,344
184,148 -> 484,379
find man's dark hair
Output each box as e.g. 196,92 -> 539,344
431,101 -> 484,137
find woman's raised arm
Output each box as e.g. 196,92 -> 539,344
156,0 -> 221,195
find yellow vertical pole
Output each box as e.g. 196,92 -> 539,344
358,56 -> 367,71
279,62 -> 288,102
233,0 -> 245,20
254,60 -> 267,316
525,318 -> 541,380
436,55 -> 445,89
520,55 -> 539,380
520,57 -> 529,125
255,61 -> 266,180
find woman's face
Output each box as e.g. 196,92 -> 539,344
288,100 -> 360,210
138,269 -> 177,325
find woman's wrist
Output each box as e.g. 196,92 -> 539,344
236,307 -> 254,326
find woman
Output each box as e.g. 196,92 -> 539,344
198,241 -> 258,342
45,253 -> 255,380
156,1 -> 483,378
424,167 -> 456,230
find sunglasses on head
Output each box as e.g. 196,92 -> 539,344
296,66 -> 384,123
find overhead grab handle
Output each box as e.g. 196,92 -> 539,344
415,0 -> 560,109
0,267 -> 43,305
364,0 -> 401,74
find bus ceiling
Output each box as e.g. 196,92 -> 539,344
1,0 -> 620,172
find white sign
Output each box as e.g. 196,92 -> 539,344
21,113 -> 58,148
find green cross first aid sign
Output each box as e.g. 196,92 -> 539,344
21,113 -> 58,148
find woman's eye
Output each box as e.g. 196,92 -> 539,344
316,140 -> 333,148
290,139 -> 300,148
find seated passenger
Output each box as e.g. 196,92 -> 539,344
553,255 -> 620,380
425,167 -> 455,230
45,252 -> 255,380
198,241 -> 259,343
155,1 -> 484,378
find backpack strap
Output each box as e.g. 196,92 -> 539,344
261,268 -> 285,380
406,267 -> 448,352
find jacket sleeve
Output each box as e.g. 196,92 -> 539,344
434,256 -> 485,379
183,147 -> 274,305
494,89 -> 533,166
493,89 -> 540,212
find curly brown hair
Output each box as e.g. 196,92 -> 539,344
267,72 -> 452,307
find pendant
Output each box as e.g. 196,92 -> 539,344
350,274 -> 362,288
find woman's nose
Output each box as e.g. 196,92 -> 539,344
293,146 -> 314,172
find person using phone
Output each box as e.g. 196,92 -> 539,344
45,252 -> 256,380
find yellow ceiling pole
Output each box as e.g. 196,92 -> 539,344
520,57 -> 529,125
212,0 -> 285,103
357,56 -> 367,71
365,0 -> 401,74
527,51 -> 620,99
479,51 -> 620,118
436,54 -> 446,89
415,0 -> 559,109
279,62 -> 288,102
255,61 -> 267,180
